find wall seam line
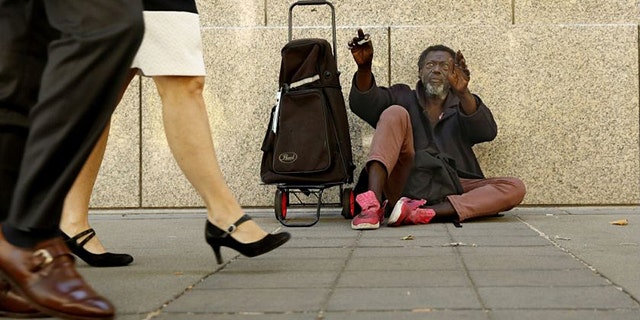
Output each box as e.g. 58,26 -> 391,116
138,76 -> 143,208
264,0 -> 268,26
387,26 -> 391,86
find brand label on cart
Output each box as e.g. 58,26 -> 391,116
278,152 -> 298,163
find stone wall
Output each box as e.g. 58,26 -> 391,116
91,0 -> 640,208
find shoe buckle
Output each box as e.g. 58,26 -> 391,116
223,214 -> 251,236
225,224 -> 237,235
32,249 -> 54,269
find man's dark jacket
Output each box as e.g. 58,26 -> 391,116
349,74 -> 498,180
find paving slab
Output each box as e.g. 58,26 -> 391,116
336,270 -> 470,288
490,309 -> 640,320
468,269 -> 610,287
164,288 -> 330,313
6,207 -> 638,320
515,209 -> 640,301
326,287 -> 483,311
479,286 -> 639,309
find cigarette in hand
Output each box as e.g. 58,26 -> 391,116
357,35 -> 370,45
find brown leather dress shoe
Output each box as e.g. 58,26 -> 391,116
0,229 -> 115,320
0,279 -> 47,318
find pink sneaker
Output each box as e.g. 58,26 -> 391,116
351,191 -> 386,230
388,197 -> 436,227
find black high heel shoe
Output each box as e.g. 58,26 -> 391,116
205,214 -> 291,264
62,228 -> 134,267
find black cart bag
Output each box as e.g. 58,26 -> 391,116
260,38 -> 353,185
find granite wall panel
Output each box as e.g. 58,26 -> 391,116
90,1 -> 640,208
91,77 -> 141,207
267,0 -> 512,26
515,0 -> 640,24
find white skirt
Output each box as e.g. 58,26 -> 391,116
131,11 -> 206,76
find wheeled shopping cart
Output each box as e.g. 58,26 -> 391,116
259,0 -> 355,227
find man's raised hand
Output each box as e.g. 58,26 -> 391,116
447,50 -> 471,94
454,50 -> 470,78
348,28 -> 373,69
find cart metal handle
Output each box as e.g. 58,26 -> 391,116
288,0 -> 338,65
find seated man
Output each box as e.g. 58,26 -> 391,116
347,29 -> 526,230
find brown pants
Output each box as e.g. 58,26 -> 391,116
366,105 -> 526,222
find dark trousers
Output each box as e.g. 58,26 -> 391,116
0,0 -> 144,247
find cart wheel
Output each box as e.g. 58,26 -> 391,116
274,189 -> 288,220
341,187 -> 354,219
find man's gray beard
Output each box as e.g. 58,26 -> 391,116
425,82 -> 448,99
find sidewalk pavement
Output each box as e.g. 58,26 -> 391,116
15,206 -> 640,320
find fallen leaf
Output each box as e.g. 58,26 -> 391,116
610,219 -> 628,226
412,308 -> 433,313
443,242 -> 476,247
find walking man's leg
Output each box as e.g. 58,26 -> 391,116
0,0 -> 144,318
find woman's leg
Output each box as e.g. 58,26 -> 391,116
152,75 -> 269,244
59,123 -> 110,253
60,70 -> 137,254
